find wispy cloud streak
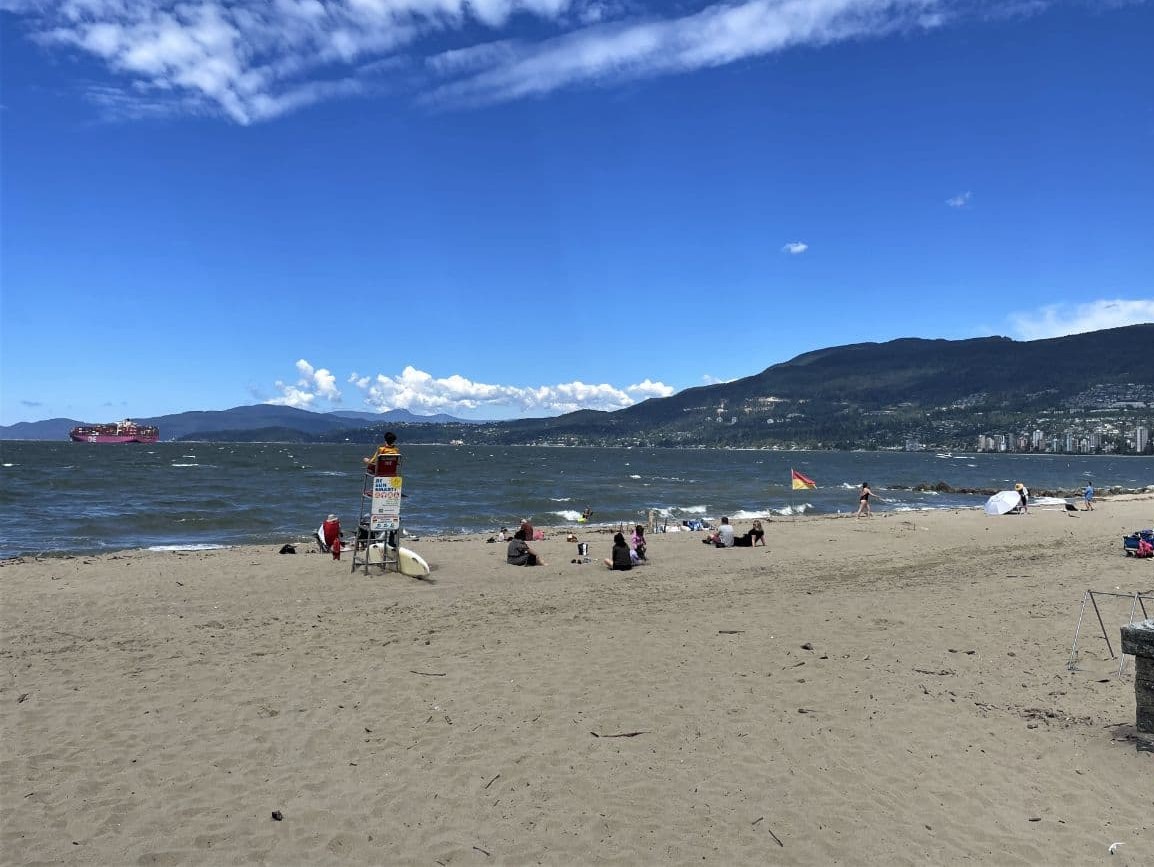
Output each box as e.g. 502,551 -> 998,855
4,0 -> 974,122
426,0 -> 944,107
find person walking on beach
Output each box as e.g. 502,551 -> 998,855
856,483 -> 875,518
604,532 -> 633,571
1083,483 -> 1095,511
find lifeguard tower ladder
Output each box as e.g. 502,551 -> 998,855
350,453 -> 403,574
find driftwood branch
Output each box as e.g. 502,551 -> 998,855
590,730 -> 649,738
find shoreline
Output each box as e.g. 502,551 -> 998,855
4,492 -> 1151,562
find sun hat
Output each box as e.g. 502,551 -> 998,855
327,513 -> 339,521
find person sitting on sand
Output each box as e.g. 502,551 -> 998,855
604,532 -> 633,571
733,519 -> 765,547
519,517 -> 535,541
507,529 -> 546,567
703,517 -> 735,548
630,525 -> 647,561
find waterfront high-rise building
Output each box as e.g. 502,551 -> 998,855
1138,425 -> 1150,454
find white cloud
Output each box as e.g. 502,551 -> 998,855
269,358 -> 342,407
269,362 -> 676,415
628,379 -> 675,400
7,1 -> 968,122
781,241 -> 808,255
1009,299 -> 1154,341
426,0 -> 945,107
946,190 -> 971,208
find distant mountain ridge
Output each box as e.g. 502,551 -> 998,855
4,325 -> 1151,450
0,405 -> 478,441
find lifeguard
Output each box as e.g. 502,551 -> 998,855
364,431 -> 399,475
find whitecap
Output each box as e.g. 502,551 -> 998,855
730,509 -> 771,520
147,544 -> 228,552
773,503 -> 812,516
552,510 -> 583,522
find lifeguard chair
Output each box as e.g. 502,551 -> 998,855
351,453 -> 403,574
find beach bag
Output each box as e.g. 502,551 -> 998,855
1138,539 -> 1154,559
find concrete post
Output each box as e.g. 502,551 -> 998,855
1120,619 -> 1154,741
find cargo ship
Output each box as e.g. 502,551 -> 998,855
69,419 -> 160,444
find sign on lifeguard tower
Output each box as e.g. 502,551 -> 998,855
370,475 -> 403,532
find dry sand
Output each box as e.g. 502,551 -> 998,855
3,499 -> 1153,865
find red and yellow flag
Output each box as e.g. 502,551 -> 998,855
791,469 -> 816,490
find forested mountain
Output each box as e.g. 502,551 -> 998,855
5,325 -> 1151,451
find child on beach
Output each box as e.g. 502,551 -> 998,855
630,525 -> 647,561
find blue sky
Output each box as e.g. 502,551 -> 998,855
1,0 -> 1151,425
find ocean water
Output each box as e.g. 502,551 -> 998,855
0,441 -> 1150,557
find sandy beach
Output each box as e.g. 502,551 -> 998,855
3,499 -> 1153,865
